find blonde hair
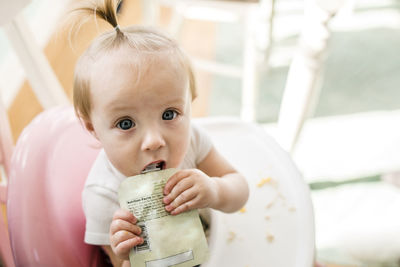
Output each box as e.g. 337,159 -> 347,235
70,0 -> 196,122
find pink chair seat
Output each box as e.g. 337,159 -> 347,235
7,106 -> 109,266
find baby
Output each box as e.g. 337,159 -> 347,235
71,1 -> 249,266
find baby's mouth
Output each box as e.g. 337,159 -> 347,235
141,161 -> 166,174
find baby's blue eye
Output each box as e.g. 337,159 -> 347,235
117,119 -> 134,130
162,110 -> 177,120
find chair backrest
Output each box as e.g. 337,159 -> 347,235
7,106 -> 109,266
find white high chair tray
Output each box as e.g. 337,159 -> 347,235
196,117 -> 315,267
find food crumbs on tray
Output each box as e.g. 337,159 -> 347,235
265,201 -> 274,209
266,233 -> 275,243
227,231 -> 236,243
278,192 -> 286,201
278,193 -> 287,207
239,207 -> 246,213
265,196 -> 277,209
257,177 -> 272,187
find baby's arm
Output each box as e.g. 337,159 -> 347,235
104,209 -> 144,266
163,146 -> 249,215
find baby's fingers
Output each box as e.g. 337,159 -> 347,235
165,187 -> 197,212
163,177 -> 193,205
164,170 -> 191,195
111,230 -> 142,245
112,208 -> 137,224
110,218 -> 142,236
111,230 -> 143,257
170,196 -> 200,215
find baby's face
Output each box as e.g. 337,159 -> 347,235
87,49 -> 191,177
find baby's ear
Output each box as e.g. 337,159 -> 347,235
83,120 -> 98,139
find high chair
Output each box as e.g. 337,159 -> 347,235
1,105 -> 315,266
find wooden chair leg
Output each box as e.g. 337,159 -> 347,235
277,0 -> 339,152
241,6 -> 259,122
241,0 -> 275,122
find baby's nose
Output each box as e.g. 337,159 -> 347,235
141,130 -> 166,151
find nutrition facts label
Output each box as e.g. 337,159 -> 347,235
125,179 -> 169,222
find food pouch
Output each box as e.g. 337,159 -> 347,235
118,168 -> 209,267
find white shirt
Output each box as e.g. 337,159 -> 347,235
83,123 -> 213,245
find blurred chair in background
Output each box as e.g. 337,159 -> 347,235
277,0 -> 348,152
0,0 -> 68,109
277,1 -> 400,266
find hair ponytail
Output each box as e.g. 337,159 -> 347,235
69,0 -> 123,39
95,0 -> 120,28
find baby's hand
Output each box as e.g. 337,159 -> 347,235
163,169 -> 218,215
109,209 -> 144,260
